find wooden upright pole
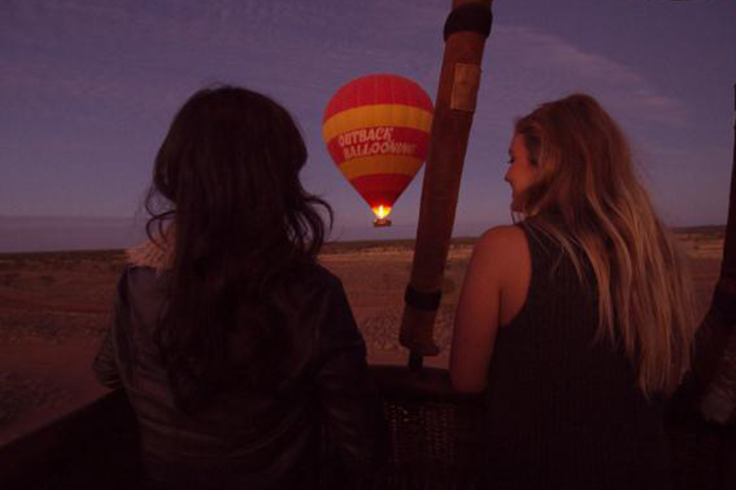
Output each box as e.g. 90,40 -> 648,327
399,0 -> 493,369
719,84 -> 736,283
691,84 -> 736,424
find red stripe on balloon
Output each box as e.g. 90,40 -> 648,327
351,174 -> 413,208
324,74 -> 433,122
327,126 -> 430,166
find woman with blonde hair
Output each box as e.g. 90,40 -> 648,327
451,94 -> 696,489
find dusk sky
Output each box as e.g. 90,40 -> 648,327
2,0 -> 735,250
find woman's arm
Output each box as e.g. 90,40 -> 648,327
92,327 -> 122,389
450,225 -> 521,393
92,271 -> 129,389
315,277 -> 388,477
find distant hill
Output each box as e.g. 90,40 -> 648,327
0,216 -> 145,253
0,216 -> 726,254
673,225 -> 726,238
0,216 -> 487,253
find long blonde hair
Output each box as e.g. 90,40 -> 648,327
514,93 -> 696,397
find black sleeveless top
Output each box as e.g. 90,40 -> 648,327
480,221 -> 671,490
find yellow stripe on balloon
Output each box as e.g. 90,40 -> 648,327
338,155 -> 422,180
322,104 -> 433,143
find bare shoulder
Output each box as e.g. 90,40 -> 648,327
475,225 -> 528,258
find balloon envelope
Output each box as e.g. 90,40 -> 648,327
322,74 -> 433,224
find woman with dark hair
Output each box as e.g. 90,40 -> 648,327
93,86 -> 385,489
451,94 -> 697,489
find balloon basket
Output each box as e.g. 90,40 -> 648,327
373,217 -> 392,227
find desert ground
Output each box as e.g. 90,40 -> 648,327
0,228 -> 725,445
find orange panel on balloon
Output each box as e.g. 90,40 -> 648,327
322,74 -> 433,223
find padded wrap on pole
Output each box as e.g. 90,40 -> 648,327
405,285 -> 442,312
443,3 -> 493,41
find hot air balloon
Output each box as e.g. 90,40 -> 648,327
322,74 -> 433,226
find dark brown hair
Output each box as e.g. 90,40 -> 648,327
145,86 -> 332,411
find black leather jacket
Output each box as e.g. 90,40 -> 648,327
93,263 -> 386,490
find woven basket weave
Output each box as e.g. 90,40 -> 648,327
370,366 -> 483,489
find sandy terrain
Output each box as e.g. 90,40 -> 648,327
0,230 -> 724,445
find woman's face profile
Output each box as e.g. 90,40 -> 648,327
504,133 -> 538,212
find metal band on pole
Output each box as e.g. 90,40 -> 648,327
443,3 -> 493,41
